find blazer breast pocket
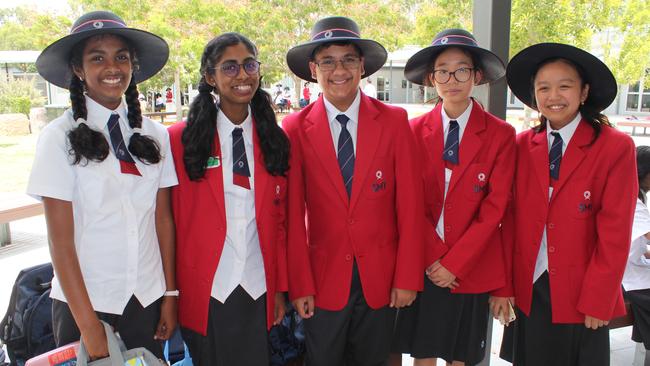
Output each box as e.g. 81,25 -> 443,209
463,163 -> 490,201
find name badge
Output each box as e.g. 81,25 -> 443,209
206,156 -> 221,169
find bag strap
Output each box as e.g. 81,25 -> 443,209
76,321 -> 125,366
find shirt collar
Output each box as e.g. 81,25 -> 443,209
217,105 -> 254,147
323,89 -> 361,126
84,95 -> 128,130
441,101 -> 473,132
546,112 -> 582,147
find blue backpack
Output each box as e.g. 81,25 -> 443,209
269,302 -> 305,366
0,263 -> 55,366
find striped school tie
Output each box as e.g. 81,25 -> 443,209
443,119 -> 459,166
107,113 -> 140,176
336,114 -> 355,198
232,127 -> 251,189
549,131 -> 563,180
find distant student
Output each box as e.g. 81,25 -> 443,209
302,81 -> 312,104
622,146 -> 650,352
363,78 -> 377,99
28,10 -> 177,359
495,43 -> 637,366
391,28 -> 514,366
283,16 -> 424,366
168,32 -> 289,366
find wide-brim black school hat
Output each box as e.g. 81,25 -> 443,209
404,28 -> 505,86
507,43 -> 617,112
36,10 -> 169,89
286,16 -> 387,83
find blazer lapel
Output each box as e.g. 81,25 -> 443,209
206,131 -> 227,222
252,118 -> 269,220
304,98 -> 349,205
349,93 -> 382,211
530,127 -> 550,198
550,120 -> 592,202
422,104 -> 445,198
447,100 -> 486,194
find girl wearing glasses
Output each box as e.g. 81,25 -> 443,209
391,29 -> 514,366
168,32 -> 290,366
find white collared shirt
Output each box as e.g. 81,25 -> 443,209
27,95 -> 178,314
211,106 -> 266,302
324,89 -> 361,156
533,112 -> 581,283
436,102 -> 473,241
622,198 -> 650,291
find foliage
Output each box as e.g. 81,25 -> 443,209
0,78 -> 45,116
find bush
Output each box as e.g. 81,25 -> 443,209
0,78 -> 45,117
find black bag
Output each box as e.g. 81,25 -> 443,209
269,300 -> 305,366
0,263 -> 55,366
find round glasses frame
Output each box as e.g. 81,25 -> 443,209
212,60 -> 261,78
432,67 -> 474,84
314,57 -> 361,72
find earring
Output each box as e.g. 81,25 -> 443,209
581,101 -> 585,105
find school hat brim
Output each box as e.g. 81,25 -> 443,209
506,43 -> 617,112
36,11 -> 169,89
404,29 -> 506,86
286,16 -> 388,83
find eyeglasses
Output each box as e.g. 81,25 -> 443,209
213,60 -> 261,78
432,67 -> 474,84
313,57 -> 361,72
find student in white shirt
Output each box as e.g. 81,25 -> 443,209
623,145 -> 650,350
167,32 -> 289,366
28,11 -> 177,360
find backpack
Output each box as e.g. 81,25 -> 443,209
0,263 -> 55,366
269,300 -> 305,366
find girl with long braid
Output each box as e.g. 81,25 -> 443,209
28,11 -> 177,360
168,32 -> 290,366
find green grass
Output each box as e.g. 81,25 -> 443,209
0,134 -> 38,193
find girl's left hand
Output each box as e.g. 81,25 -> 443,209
273,292 -> 286,326
154,296 -> 178,340
427,261 -> 458,289
584,315 -> 608,330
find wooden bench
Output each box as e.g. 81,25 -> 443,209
0,193 -> 44,246
616,120 -> 650,136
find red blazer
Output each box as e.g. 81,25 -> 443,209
168,121 -> 288,334
498,121 -> 637,323
283,93 -> 425,311
410,100 -> 515,294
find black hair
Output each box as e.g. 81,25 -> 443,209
530,58 -> 612,144
310,41 -> 364,61
637,146 -> 650,204
182,32 -> 289,181
67,34 -> 161,165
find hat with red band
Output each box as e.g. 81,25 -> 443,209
286,16 -> 387,82
36,10 -> 169,89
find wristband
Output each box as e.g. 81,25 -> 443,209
164,290 -> 179,297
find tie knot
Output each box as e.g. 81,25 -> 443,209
336,114 -> 350,127
449,119 -> 459,128
107,113 -> 120,127
550,131 -> 561,139
232,127 -> 243,137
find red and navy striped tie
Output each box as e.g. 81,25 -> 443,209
336,114 -> 354,198
107,113 -> 140,176
232,127 -> 251,189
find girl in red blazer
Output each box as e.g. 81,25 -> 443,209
391,29 -> 515,366
495,43 -> 637,366
168,33 -> 290,366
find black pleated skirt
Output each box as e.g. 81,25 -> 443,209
625,288 -> 650,350
500,272 -> 609,366
392,274 -> 489,365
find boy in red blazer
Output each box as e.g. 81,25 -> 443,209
283,16 -> 424,366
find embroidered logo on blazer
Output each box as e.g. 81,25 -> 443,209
578,190 -> 592,212
473,172 -> 488,193
372,170 -> 386,192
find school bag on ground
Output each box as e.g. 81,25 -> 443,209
269,299 -> 305,366
0,263 -> 55,366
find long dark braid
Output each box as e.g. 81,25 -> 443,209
125,78 -> 161,164
250,84 -> 289,176
67,74 -> 110,164
182,32 -> 289,180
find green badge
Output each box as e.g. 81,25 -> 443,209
206,156 -> 221,169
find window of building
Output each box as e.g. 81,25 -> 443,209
626,72 -> 650,113
402,80 -> 407,89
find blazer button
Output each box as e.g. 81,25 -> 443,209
549,268 -> 557,275
445,225 -> 451,232
548,223 -> 555,229
348,219 -> 355,225
345,254 -> 352,261
548,246 -> 555,253
445,204 -> 452,210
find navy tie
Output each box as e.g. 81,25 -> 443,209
232,127 -> 251,189
443,120 -> 459,165
107,113 -> 135,163
549,131 -> 563,180
336,114 -> 355,198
